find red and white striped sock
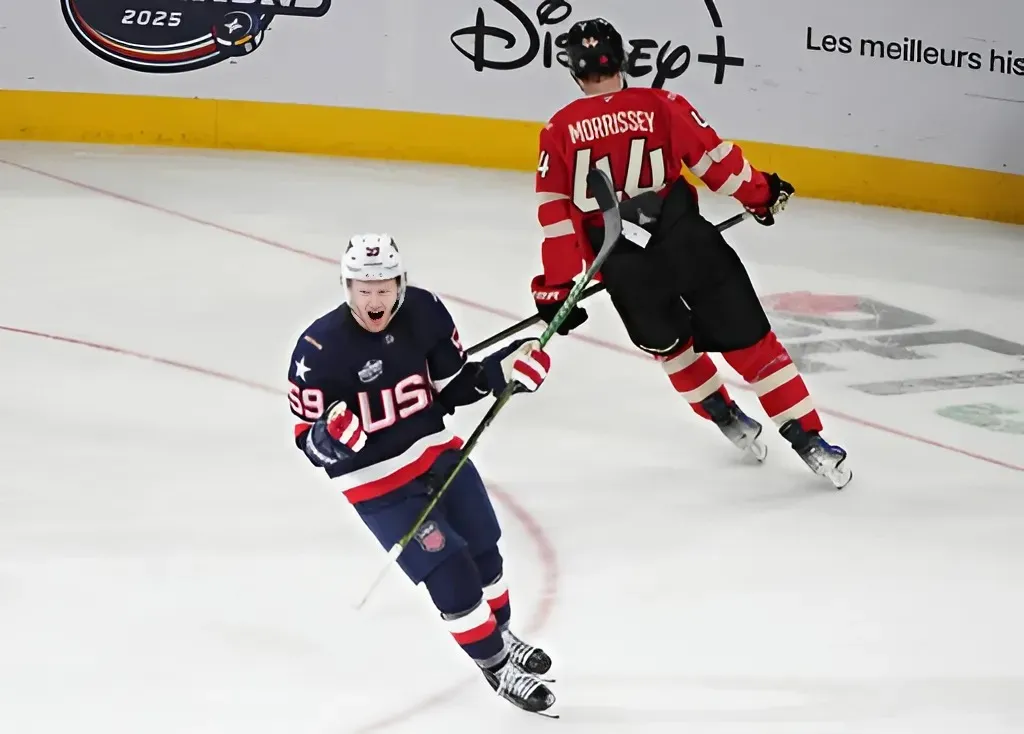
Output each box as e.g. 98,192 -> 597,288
656,341 -> 733,420
443,597 -> 507,669
482,574 -> 511,629
722,331 -> 823,433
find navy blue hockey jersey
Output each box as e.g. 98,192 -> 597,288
287,287 -> 469,503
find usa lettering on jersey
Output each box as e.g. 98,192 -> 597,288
357,372 -> 433,433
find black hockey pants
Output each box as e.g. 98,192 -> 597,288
590,180 -> 771,356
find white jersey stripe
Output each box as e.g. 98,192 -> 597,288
334,429 -> 460,495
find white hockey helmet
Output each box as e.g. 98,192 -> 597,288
341,233 -> 407,312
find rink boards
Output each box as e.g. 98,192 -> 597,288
3,88 -> 1022,227
1,0 -> 1023,224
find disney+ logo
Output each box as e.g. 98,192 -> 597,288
450,0 -> 743,89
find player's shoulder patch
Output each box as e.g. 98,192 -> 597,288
303,334 -> 323,350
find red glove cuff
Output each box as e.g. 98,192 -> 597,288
531,274 -> 571,304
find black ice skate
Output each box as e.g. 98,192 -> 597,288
482,657 -> 557,717
780,420 -> 853,489
700,393 -> 768,462
503,628 -> 552,678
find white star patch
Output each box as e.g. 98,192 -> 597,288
294,356 -> 311,382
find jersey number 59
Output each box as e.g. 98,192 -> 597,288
289,383 -> 325,420
573,139 -> 666,213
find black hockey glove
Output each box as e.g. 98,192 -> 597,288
530,275 -> 588,335
748,173 -> 795,226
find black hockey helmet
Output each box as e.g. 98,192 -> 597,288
565,17 -> 628,81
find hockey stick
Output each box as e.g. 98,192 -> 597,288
354,169 -> 624,611
465,209 -> 753,356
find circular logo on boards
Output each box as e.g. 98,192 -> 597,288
61,0 -> 332,74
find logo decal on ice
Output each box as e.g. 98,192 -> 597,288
61,0 -> 332,74
414,521 -> 446,552
761,291 -> 1024,453
358,359 -> 384,383
938,403 -> 1024,436
760,291 -> 1024,394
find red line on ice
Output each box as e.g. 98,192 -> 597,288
3,156 -> 1021,478
0,322 -> 561,732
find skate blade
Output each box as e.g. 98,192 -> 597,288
735,422 -> 767,463
533,696 -> 560,719
827,465 -> 853,489
724,430 -> 767,463
749,438 -> 768,463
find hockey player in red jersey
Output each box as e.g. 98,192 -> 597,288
530,18 -> 852,488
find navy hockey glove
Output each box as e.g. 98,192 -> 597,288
747,173 -> 794,226
531,275 -> 588,335
482,338 -> 552,396
302,401 -> 367,467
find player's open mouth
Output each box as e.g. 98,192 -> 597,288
368,310 -> 385,321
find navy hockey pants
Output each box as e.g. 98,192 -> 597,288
354,451 -> 502,585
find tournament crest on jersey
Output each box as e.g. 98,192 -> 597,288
358,359 -> 384,383
414,521 -> 446,553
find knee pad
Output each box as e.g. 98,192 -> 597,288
423,549 -> 483,616
474,546 -> 504,586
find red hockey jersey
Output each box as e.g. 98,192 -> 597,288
535,87 -> 772,284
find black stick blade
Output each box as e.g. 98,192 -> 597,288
586,168 -> 622,261
586,168 -> 618,214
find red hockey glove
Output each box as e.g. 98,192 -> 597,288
303,400 -> 367,467
482,338 -> 552,395
531,275 -> 588,336
747,173 -> 795,226
324,401 -> 367,452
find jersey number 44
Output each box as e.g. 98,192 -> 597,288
538,139 -> 666,213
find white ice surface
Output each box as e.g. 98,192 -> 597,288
1,142 -> 1022,734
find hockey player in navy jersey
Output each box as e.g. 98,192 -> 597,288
287,234 -> 556,715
